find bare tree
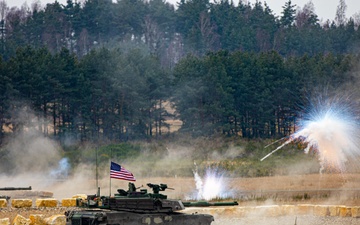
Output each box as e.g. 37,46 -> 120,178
353,12 -> 360,29
144,15 -> 162,55
0,0 -> 8,40
295,0 -> 316,28
31,0 -> 43,12
196,11 -> 220,53
335,0 -> 347,26
5,4 -> 28,37
0,0 -> 7,22
164,33 -> 184,68
78,28 -> 90,56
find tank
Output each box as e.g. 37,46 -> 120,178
65,182 -> 214,225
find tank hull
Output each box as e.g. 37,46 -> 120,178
66,209 -> 214,225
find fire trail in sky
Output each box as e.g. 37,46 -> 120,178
261,98 -> 360,173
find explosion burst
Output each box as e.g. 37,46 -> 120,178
261,97 -> 360,173
188,164 -> 231,200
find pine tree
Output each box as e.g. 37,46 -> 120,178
280,0 -> 297,28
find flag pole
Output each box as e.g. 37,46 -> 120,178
96,146 -> 98,190
109,148 -> 112,196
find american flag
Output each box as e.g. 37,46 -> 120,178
110,161 -> 136,181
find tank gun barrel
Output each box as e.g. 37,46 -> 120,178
0,186 -> 32,191
183,201 -> 239,207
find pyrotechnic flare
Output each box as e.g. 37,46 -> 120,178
191,163 -> 230,200
261,97 -> 360,173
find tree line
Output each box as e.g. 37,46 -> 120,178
0,46 -> 172,144
173,50 -> 359,138
1,0 -> 360,66
0,46 -> 358,143
0,0 -> 360,143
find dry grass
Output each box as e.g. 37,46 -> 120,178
129,173 -> 360,205
2,173 -> 360,221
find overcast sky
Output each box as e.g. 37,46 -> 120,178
6,0 -> 360,22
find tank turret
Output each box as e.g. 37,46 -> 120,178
101,182 -> 184,213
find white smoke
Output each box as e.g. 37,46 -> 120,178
187,163 -> 232,200
49,158 -> 70,179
